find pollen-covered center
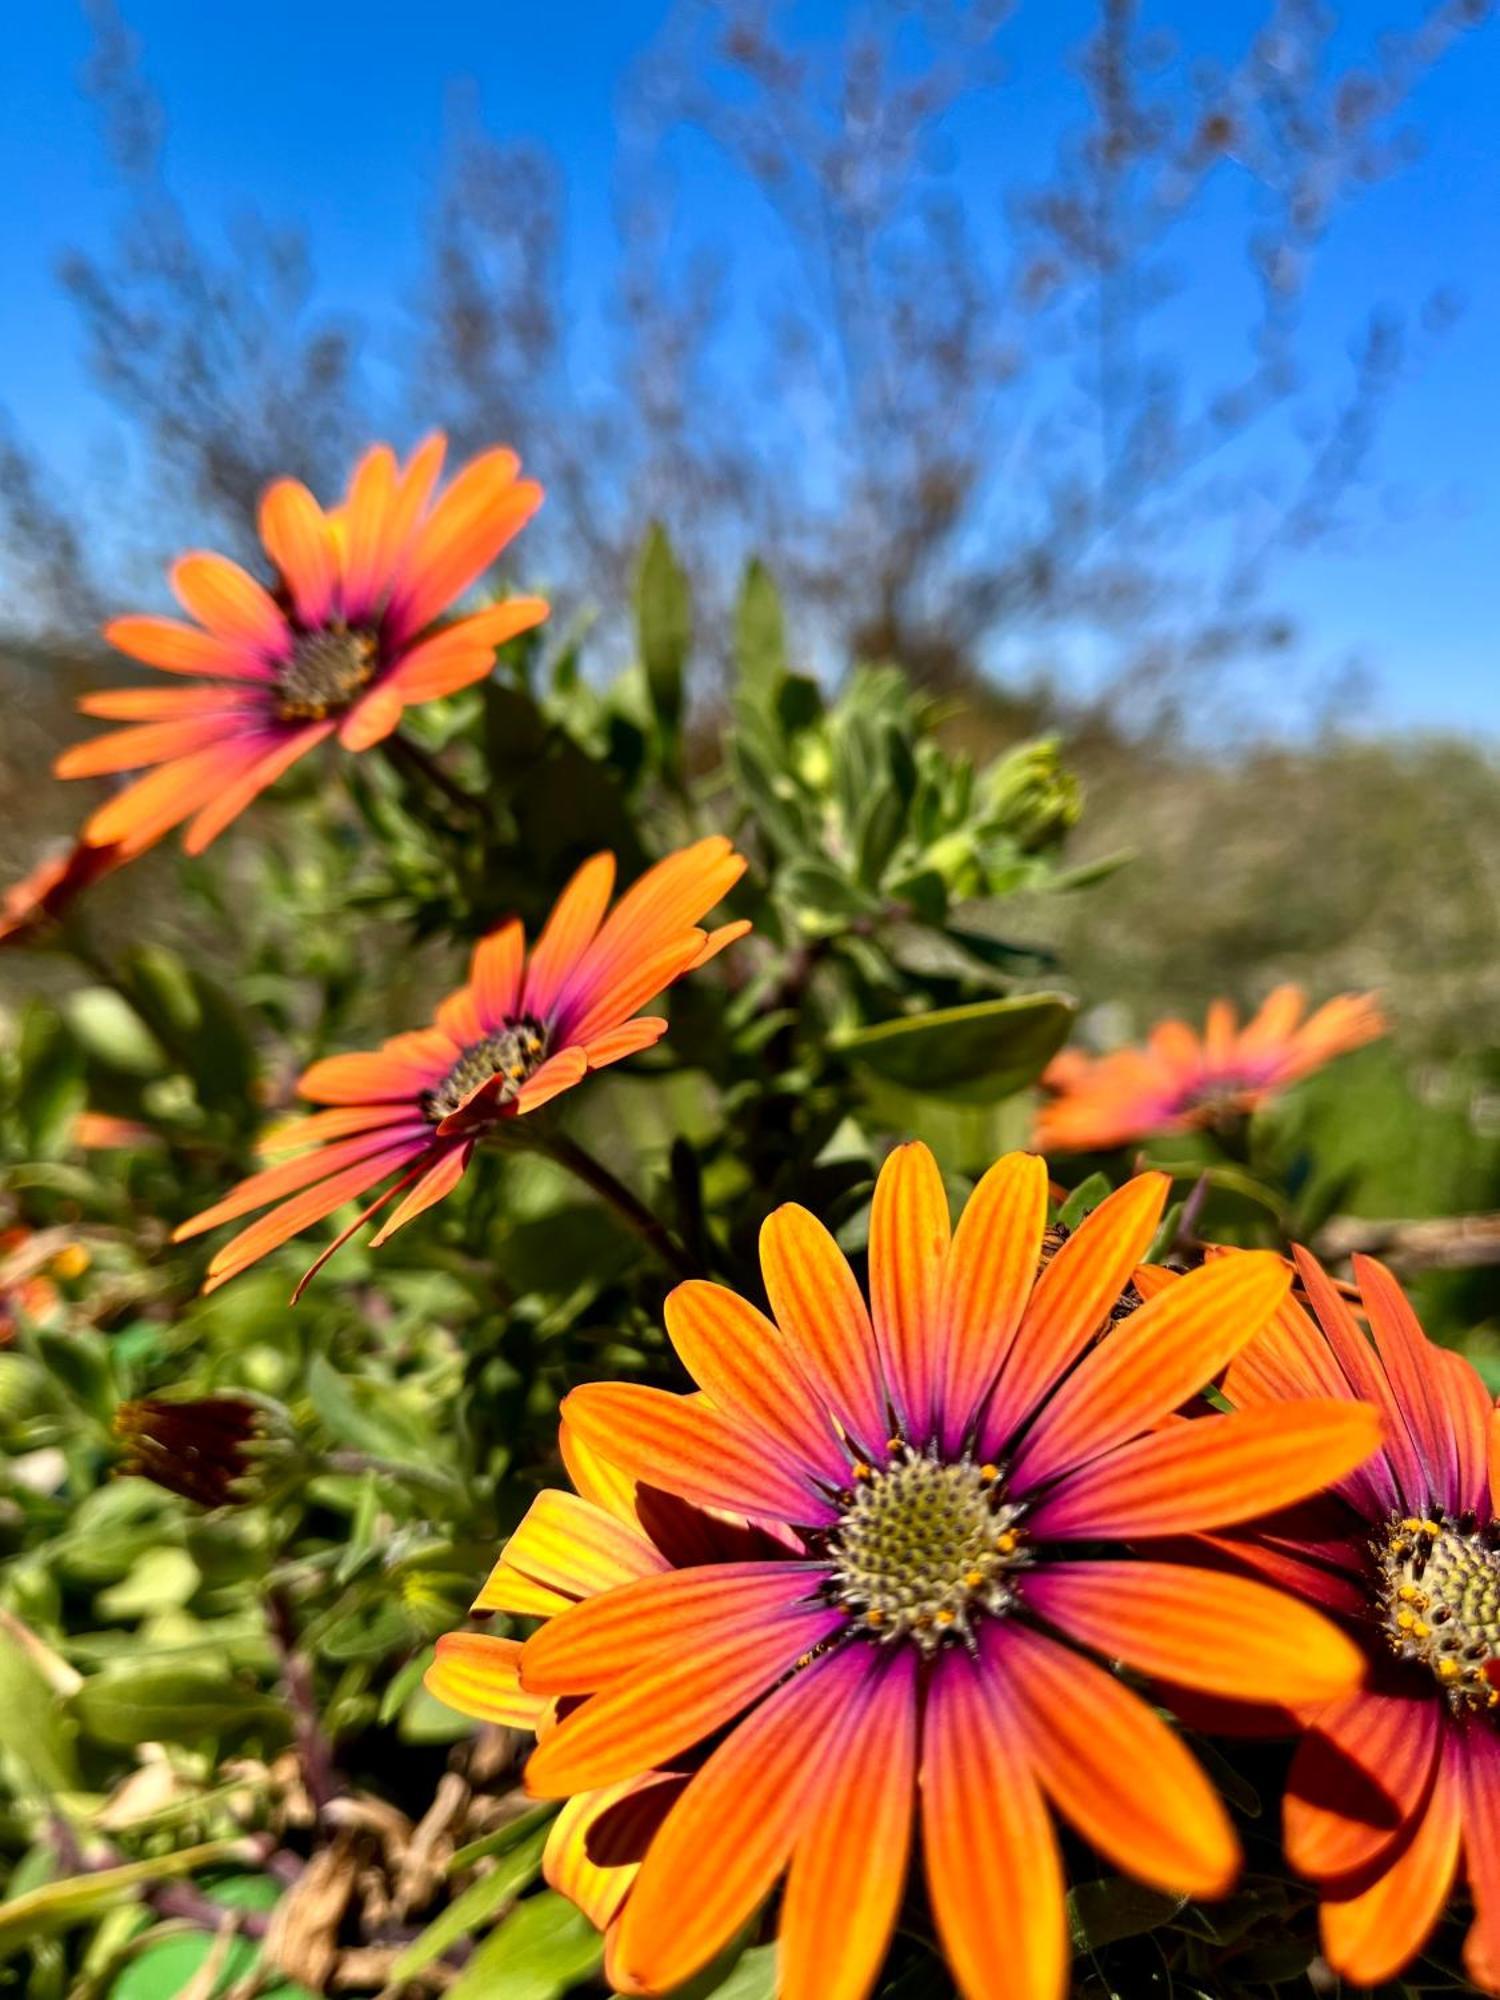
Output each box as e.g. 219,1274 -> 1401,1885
422,1018 -> 550,1124
1377,1514 -> 1500,1711
829,1447 -> 1026,1655
276,627 -> 378,721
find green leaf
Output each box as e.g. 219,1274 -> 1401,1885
732,558 -> 786,701
779,859 -> 882,924
636,523 -> 691,743
838,994 -> 1076,1103
445,1890 -> 603,2000
1058,1173 -> 1113,1229
14,1002 -> 85,1157
1067,1877 -> 1187,1951
390,1823 -> 549,1980
70,1658 -> 292,1751
64,989 -> 165,1078
0,1628 -> 80,1798
0,1840 -> 250,1956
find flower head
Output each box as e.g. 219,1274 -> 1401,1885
175,839 -> 748,1298
1036,986 -> 1385,1152
0,839 -> 134,948
1216,1250 -> 1500,1991
57,436 -> 548,856
0,1228 -> 62,1344
429,1149 -> 1378,2000
113,1395 -> 266,1508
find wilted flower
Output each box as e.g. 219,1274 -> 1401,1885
113,1394 -> 266,1508
430,1148 -> 1378,1999
57,435 -> 548,856
1036,986 -> 1386,1152
176,839 -> 749,1297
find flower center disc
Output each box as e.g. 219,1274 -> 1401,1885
1378,1514 -> 1500,1710
829,1448 -> 1025,1654
423,1018 -> 550,1124
277,628 -> 378,720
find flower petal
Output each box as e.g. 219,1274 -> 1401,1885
609,1648 -> 869,1993
170,552 -> 289,657
937,1150 -> 1048,1454
1459,1721 -> 1500,1992
339,443 -> 399,622
982,1172 -> 1169,1456
512,1045 -> 589,1116
1010,1251 -> 1291,1491
174,1125 -> 425,1240
1026,1400 -> 1384,1541
558,1381 -> 836,1530
469,920 -> 525,1029
921,1642 -> 1068,2000
664,1281 -> 850,1488
999,1620 -> 1238,1896
779,1649 -> 917,2000
104,614 -> 274,681
56,717 -> 241,778
476,1489 -> 668,1610
581,1017 -> 668,1071
1023,1558 -> 1366,1704
259,478 -> 337,625
1284,1687 -> 1439,1885
425,1632 -> 545,1729
524,853 -> 617,1020
760,1204 -> 888,1455
523,1600 -> 843,1798
367,1139 -> 474,1244
520,1562 -> 823,1694
183,722 -> 335,853
1319,1731 -> 1462,1988
543,1773 -> 683,1933
868,1142 -> 951,1444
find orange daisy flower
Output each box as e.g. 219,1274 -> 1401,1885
0,838 -> 134,948
1035,985 -> 1385,1152
56,436 -> 548,856
175,839 -> 748,1298
0,1229 -> 61,1345
1214,1251 -> 1500,1991
428,1149 -> 1380,2000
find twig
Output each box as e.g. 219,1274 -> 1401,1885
267,1590 -> 339,1815
1313,1211 -> 1500,1274
383,733 -> 490,823
520,1128 -> 704,1284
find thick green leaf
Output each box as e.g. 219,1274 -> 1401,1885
838,993 -> 1076,1102
70,1659 -> 292,1751
445,1890 -> 603,2000
0,1629 -> 80,1797
1067,1877 -> 1187,1950
732,558 -> 786,701
636,523 -> 691,740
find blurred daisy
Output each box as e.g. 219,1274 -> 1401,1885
176,839 -> 748,1298
0,1228 -> 64,1344
57,435 -> 548,855
1215,1251 -> 1500,1992
1036,986 -> 1385,1152
0,838 -> 134,948
430,1149 -> 1377,2000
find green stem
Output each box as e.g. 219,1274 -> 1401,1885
523,1128 -> 704,1284
384,732 -> 490,823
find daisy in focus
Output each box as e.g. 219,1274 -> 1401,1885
1035,986 -> 1385,1153
175,839 -> 748,1298
1215,1251 -> 1500,1991
429,1148 -> 1381,2000
56,435 -> 548,856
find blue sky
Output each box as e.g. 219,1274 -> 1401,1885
1,0 -> 1495,730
